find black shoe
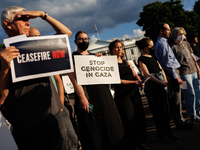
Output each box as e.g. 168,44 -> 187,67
165,133 -> 179,141
159,135 -> 173,143
176,122 -> 194,130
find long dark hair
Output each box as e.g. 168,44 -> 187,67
75,31 -> 88,40
135,38 -> 152,51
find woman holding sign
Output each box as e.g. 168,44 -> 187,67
137,38 -> 179,143
68,31 -> 130,150
109,40 -> 150,150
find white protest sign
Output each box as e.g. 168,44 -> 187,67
74,55 -> 120,85
128,60 -> 140,74
181,81 -> 187,89
61,75 -> 74,94
0,112 -> 18,150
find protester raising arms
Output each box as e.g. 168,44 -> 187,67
171,27 -> 200,123
0,6 -> 72,150
68,31 -> 129,150
109,39 -> 150,150
137,38 -> 179,143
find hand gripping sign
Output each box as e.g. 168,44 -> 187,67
74,55 -> 120,85
4,34 -> 74,82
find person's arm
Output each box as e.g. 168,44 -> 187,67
128,61 -> 141,81
68,67 -> 89,113
54,75 -> 65,105
120,61 -> 141,85
0,72 -> 9,106
139,61 -> 167,87
191,53 -> 200,78
20,11 -> 72,37
157,62 -> 168,82
160,44 -> 182,84
120,79 -> 140,84
0,46 -> 20,106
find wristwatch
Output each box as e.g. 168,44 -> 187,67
42,12 -> 48,20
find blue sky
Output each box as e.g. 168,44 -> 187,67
0,0 -> 197,51
70,0 -> 196,50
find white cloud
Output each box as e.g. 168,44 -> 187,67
133,29 -> 145,38
121,35 -> 131,40
89,35 -> 98,44
0,0 -> 194,42
120,29 -> 145,40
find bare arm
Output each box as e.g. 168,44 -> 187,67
191,53 -> 200,78
20,11 -> 72,37
54,75 -> 65,105
68,67 -> 89,113
0,71 -> 9,106
120,61 -> 141,85
139,61 -> 167,87
0,46 -> 20,105
120,79 -> 140,84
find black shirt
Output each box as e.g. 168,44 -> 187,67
0,52 -> 63,130
191,44 -> 200,57
138,56 -> 161,73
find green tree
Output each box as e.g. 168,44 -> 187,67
136,0 -> 200,43
193,0 -> 200,40
193,0 -> 200,16
0,43 -> 3,48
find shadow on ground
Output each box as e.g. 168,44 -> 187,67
140,91 -> 200,150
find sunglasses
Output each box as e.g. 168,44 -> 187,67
13,15 -> 29,22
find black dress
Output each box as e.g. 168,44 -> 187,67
114,60 -> 147,148
138,56 -> 171,138
72,51 -> 128,150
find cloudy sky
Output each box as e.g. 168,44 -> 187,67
0,0 -> 196,50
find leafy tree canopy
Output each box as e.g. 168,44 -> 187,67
194,0 -> 200,16
137,0 -> 200,44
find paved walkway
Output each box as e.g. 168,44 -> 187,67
141,91 -> 200,150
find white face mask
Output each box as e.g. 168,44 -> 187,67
177,34 -> 185,42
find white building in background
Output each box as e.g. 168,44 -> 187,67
87,36 -> 144,65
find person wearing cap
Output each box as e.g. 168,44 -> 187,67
171,27 -> 200,124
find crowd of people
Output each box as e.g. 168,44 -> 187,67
0,6 -> 200,150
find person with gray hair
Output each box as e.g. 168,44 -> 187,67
0,6 -> 72,150
171,27 -> 200,124
155,23 -> 193,131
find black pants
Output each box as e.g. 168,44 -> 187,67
164,70 -> 185,126
12,111 -> 68,150
145,82 -> 171,137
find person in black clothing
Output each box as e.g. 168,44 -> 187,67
109,39 -> 150,150
68,31 -> 130,150
29,26 -> 78,150
0,6 -> 72,150
137,38 -> 179,143
189,35 -> 200,67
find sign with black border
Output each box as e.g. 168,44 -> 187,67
4,34 -> 73,83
